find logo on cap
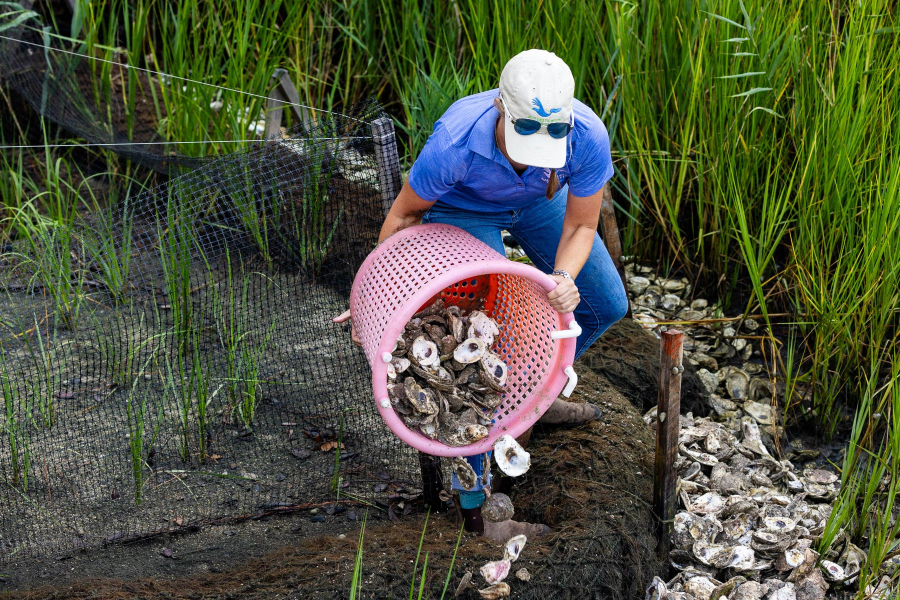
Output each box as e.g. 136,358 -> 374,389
531,98 -> 561,118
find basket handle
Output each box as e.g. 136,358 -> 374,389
562,366 -> 578,398
550,319 -> 582,340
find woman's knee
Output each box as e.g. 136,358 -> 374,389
580,277 -> 628,332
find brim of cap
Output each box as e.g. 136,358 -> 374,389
503,113 -> 567,169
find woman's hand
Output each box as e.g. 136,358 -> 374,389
547,274 -> 580,313
333,309 -> 361,346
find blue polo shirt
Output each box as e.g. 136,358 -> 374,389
407,89 -> 613,212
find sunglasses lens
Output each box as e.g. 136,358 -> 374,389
547,123 -> 572,139
513,119 -> 541,135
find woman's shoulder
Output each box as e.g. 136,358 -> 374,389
434,90 -> 498,145
572,98 -> 606,137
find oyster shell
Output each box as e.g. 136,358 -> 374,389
690,492 -> 725,515
480,351 -> 508,389
451,457 -> 478,490
821,560 -> 845,582
468,311 -> 500,346
445,423 -> 489,446
504,534 -> 527,562
411,336 -> 440,367
477,583 -> 510,599
480,559 -> 511,585
515,568 -> 530,582
454,338 -> 487,364
494,435 -> 531,477
455,571 -> 473,597
414,298 -> 445,318
645,576 -> 667,600
482,493 -> 514,522
408,386 -> 439,416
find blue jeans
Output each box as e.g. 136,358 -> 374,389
423,184 -> 628,492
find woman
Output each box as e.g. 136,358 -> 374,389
336,49 -> 628,541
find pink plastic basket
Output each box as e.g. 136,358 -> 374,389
350,224 -> 580,457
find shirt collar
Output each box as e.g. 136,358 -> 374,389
466,105 -> 502,162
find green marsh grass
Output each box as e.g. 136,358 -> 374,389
209,253 -> 275,429
0,347 -> 30,490
125,346 -> 163,506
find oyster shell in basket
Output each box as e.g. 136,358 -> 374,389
454,338 -> 486,364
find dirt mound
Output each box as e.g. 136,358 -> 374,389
581,318 -> 709,416
6,350 -> 663,600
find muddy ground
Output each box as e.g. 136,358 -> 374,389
1,320 -> 678,599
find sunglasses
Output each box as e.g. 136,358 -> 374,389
500,94 -> 573,139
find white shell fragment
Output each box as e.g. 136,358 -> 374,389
690,492 -> 725,514
494,435 -> 531,477
480,559 -> 511,585
515,568 -> 530,582
503,534 -> 527,562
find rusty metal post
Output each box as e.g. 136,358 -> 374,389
653,329 -> 683,565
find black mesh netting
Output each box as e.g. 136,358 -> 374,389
0,14 -> 663,599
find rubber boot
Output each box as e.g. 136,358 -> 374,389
537,397 -> 602,427
460,506 -> 485,535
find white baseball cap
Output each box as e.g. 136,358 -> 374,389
498,49 -> 575,169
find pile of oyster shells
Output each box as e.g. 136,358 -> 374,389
619,264 -> 894,599
456,534 -> 531,599
642,410 -> 864,600
386,298 -> 508,446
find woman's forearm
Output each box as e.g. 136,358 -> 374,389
553,224 -> 596,279
378,210 -> 427,243
377,182 -> 436,243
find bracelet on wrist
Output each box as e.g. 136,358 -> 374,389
551,269 -> 573,281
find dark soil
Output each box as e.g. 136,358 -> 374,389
1,344 -> 665,600
581,318 -> 709,416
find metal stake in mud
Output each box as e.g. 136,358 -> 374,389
653,329 -> 683,568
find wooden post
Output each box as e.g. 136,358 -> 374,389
371,117 -> 403,218
600,185 -> 631,317
370,116 -> 445,512
653,329 -> 683,566
264,68 -> 314,140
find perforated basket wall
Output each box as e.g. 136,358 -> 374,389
349,224 -> 577,456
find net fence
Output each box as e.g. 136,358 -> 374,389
0,17 -> 417,560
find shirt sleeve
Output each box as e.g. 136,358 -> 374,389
407,124 -> 469,202
567,119 -> 614,198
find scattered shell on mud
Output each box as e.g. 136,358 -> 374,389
503,534 -> 527,562
482,492 -> 514,522
477,582 -> 510,599
388,299 -> 507,446
515,568 -> 531,582
480,559 -> 511,585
